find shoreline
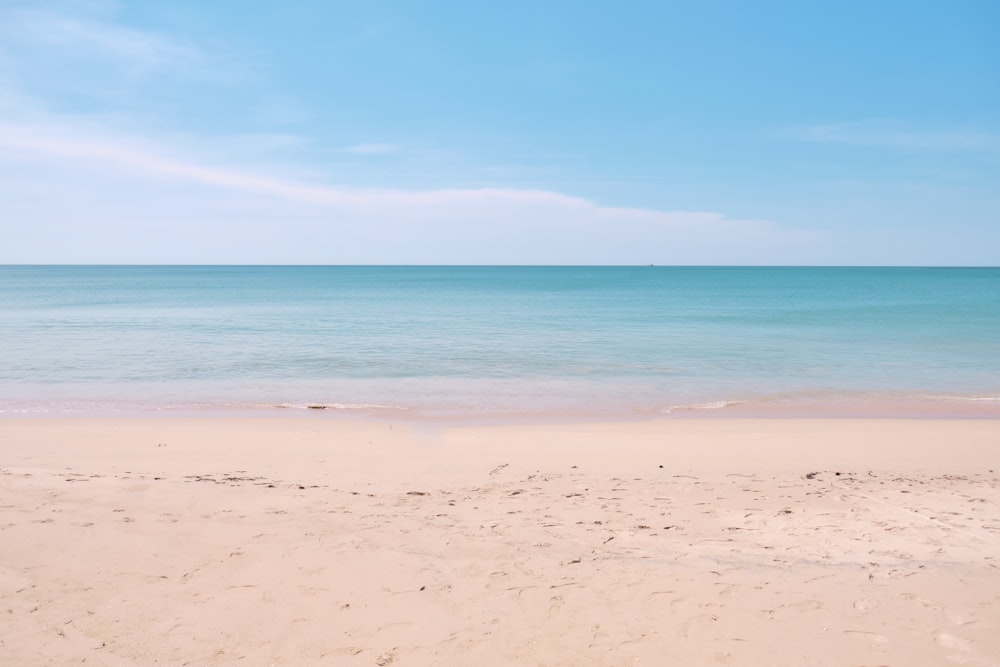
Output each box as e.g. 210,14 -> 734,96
3,417 -> 999,665
3,393 -> 1000,423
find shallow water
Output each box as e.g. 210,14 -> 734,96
2,265 -> 999,417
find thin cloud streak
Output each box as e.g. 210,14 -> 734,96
793,121 -> 1000,151
0,6 -> 202,71
0,121 -> 604,207
343,143 -> 400,155
0,119 -> 821,264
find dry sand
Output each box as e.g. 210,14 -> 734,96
1,417 -> 998,666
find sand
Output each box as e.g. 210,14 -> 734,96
1,417 -> 998,666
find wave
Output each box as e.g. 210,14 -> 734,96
927,395 -> 1000,403
150,401 -> 411,412
659,400 -> 745,415
269,402 -> 409,411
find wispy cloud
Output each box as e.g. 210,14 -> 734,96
0,5 -> 203,76
0,0 -> 249,127
11,10 -> 197,68
0,120 -> 614,209
791,121 -> 1000,151
0,118 -> 819,263
0,3 -> 822,264
342,143 -> 400,155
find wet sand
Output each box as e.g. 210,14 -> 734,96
1,418 -> 998,665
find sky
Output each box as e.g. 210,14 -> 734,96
0,0 -> 997,265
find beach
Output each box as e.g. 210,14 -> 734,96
2,417 -> 998,666
3,0 -> 997,662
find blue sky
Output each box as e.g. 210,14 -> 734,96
0,0 -> 997,264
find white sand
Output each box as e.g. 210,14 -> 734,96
1,417 -> 999,666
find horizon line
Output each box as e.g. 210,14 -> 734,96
2,264 -> 998,269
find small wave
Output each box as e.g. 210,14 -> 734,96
660,400 -> 744,414
154,401 -> 410,412
925,395 -> 1000,403
271,402 -> 409,411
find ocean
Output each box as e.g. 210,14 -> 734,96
2,265 -> 999,418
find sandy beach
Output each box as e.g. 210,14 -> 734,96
1,417 -> 998,666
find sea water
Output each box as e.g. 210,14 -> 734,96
2,265 -> 999,417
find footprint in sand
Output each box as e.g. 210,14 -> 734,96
802,599 -> 826,611
781,599 -> 823,612
843,629 -> 889,654
933,631 -> 981,664
548,595 -> 565,618
853,598 -> 882,612
679,612 -> 719,638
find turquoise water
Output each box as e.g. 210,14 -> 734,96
2,266 -> 999,416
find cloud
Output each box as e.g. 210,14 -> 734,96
0,3 -> 822,265
0,119 -> 820,264
343,143 -> 401,155
0,121 -> 576,207
0,1 -> 241,120
7,8 -> 198,68
791,121 -> 1000,151
0,4 -> 203,77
